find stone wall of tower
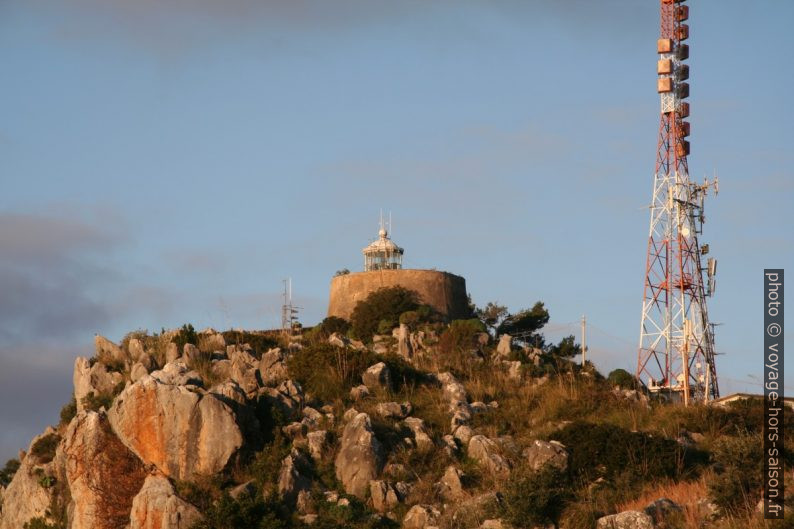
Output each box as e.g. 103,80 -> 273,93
327,269 -> 469,322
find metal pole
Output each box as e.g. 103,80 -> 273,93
581,315 -> 587,367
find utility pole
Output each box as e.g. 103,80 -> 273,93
581,315 -> 587,367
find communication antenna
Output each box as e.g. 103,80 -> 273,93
281,278 -> 301,337
637,0 -> 720,404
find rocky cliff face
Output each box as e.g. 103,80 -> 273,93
0,327 -> 727,529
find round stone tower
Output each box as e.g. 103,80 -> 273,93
327,222 -> 469,322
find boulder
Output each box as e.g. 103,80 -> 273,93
278,449 -> 312,505
403,417 -> 434,452
370,480 -> 401,513
480,520 -> 505,529
396,324 -> 413,359
282,422 -> 308,440
453,425 -> 473,446
129,474 -> 203,529
165,342 -> 179,364
209,381 -> 248,406
505,361 -> 522,381
438,372 -> 468,403
262,380 -> 305,420
62,411 -> 148,529
468,435 -> 510,479
362,362 -> 392,391
402,504 -> 440,529
596,511 -> 654,529
496,334 -> 512,358
302,407 -> 324,429
94,335 -> 126,364
229,348 -> 261,395
307,430 -> 330,461
127,338 -> 146,361
182,343 -> 200,365
522,440 -> 568,472
260,348 -> 289,386
435,466 -> 465,501
335,413 -> 384,498
644,498 -> 683,527
108,375 -> 242,481
150,362 -> 203,387
350,385 -> 370,401
376,402 -> 412,420
130,362 -> 149,383
73,357 -> 124,412
328,333 -> 348,348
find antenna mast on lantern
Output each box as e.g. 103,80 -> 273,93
637,0 -> 720,404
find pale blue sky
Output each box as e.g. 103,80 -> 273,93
0,0 -> 791,461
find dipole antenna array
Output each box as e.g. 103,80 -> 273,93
281,278 -> 300,337
637,0 -> 720,404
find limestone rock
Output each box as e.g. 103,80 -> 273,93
496,334 -> 512,358
108,375 -> 242,481
229,347 -> 261,395
262,380 -> 305,420
209,381 -> 248,406
128,338 -> 146,361
350,385 -> 370,401
396,324 -> 413,359
436,466 -> 465,501
278,449 -> 312,505
260,348 -> 289,386
229,481 -> 256,500
468,435 -> 510,479
63,411 -> 147,529
596,511 -> 654,529
522,440 -> 568,472
130,362 -> 149,383
480,520 -> 505,529
644,498 -> 683,527
307,430 -> 330,461
129,474 -> 203,529
370,480 -> 401,513
470,401 -> 488,414
0,440 -> 54,529
150,362 -> 203,387
182,343 -> 200,365
362,362 -> 392,391
73,357 -> 125,412
453,425 -> 473,446
403,417 -> 434,452
438,372 -> 467,403
95,335 -> 126,364
505,361 -> 522,381
328,333 -> 348,348
377,401 -> 412,420
302,407 -> 324,430
403,504 -> 440,529
165,342 -> 179,364
335,412 -> 384,498
283,422 -> 308,440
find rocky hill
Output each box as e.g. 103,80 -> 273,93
0,321 -> 787,529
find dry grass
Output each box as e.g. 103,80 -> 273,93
616,477 -> 709,529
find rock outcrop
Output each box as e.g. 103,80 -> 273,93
468,435 -> 510,479
596,510 -> 654,529
362,362 -> 392,391
0,435 -> 54,529
129,474 -> 203,529
335,412 -> 384,498
522,440 -> 568,472
62,411 -> 147,529
73,357 -> 124,411
108,372 -> 242,481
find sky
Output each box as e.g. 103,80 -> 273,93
0,0 -> 791,462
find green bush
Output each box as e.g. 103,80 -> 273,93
190,490 -> 288,529
30,433 -> 61,463
350,287 -> 420,342
708,433 -> 764,515
0,458 -> 20,487
317,316 -> 351,338
437,319 -> 486,355
607,369 -> 638,390
222,330 -> 280,359
502,467 -> 573,527
173,323 -> 198,351
552,421 -> 704,483
81,381 -> 125,413
59,397 -> 77,426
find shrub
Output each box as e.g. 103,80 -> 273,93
81,381 -> 125,413
708,433 -> 764,515
552,421 -> 704,483
288,343 -> 380,401
30,433 -> 61,463
607,369 -> 638,390
59,397 -> 77,426
438,319 -> 487,355
350,287 -> 419,341
317,316 -> 351,338
222,330 -> 280,359
173,323 -> 198,351
191,491 -> 288,529
502,467 -> 573,527
0,458 -> 20,487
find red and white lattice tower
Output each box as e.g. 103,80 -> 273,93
637,0 -> 720,405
